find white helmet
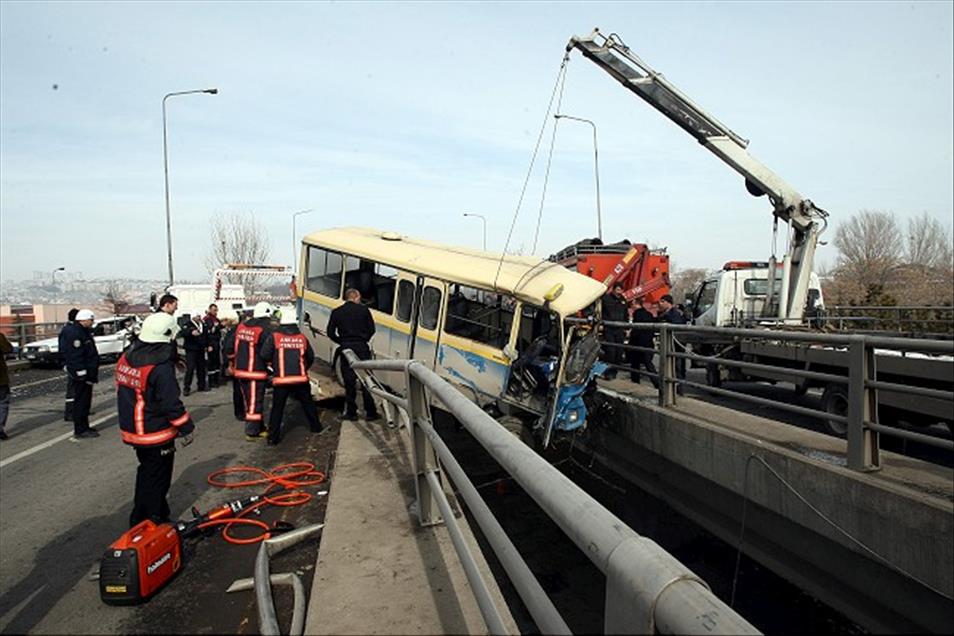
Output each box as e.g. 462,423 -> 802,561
140,312 -> 179,344
253,301 -> 273,318
278,309 -> 297,326
192,308 -> 204,320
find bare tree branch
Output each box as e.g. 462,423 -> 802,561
206,212 -> 274,296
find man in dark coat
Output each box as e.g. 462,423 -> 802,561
658,294 -> 687,394
63,309 -> 100,439
181,310 -> 208,395
327,288 -> 379,422
600,283 -> 629,379
59,307 -> 79,421
203,304 -> 223,388
627,298 -> 659,388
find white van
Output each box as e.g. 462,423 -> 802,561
691,261 -> 825,327
23,315 -> 141,367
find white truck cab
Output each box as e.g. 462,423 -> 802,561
691,261 -> 825,327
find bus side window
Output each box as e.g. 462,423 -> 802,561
396,280 -> 415,323
420,287 -> 442,330
306,246 -> 344,298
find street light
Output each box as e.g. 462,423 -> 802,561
163,87 -> 218,287
462,213 -> 487,251
554,114 -> 602,241
292,209 -> 314,270
51,266 -> 65,286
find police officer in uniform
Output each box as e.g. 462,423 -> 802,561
260,309 -> 322,444
182,309 -> 208,395
203,303 -> 223,388
63,309 -> 100,440
230,302 -> 274,440
327,289 -> 379,422
59,307 -> 79,422
116,312 -> 194,526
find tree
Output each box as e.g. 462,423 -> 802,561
905,212 -> 953,271
103,284 -> 131,315
205,212 -> 273,296
832,210 -> 903,303
669,266 -> 708,303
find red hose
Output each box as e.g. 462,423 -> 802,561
201,462 -> 326,544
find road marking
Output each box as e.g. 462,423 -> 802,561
12,375 -> 69,390
0,413 -> 116,470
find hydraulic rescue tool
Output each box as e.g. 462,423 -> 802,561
99,495 -> 267,605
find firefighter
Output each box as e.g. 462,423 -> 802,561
222,314 -> 247,421
63,309 -> 100,440
260,309 -> 323,445
116,312 -> 194,527
203,303 -> 223,388
181,309 -> 208,395
231,302 -> 274,440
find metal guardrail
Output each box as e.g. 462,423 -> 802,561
342,349 -> 760,635
589,319 -> 954,472
1,320 -> 70,351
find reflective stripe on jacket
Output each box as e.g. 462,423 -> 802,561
115,352 -> 193,447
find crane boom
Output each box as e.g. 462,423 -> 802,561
566,28 -> 828,322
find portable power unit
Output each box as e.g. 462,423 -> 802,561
99,520 -> 182,605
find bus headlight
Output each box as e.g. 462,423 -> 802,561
567,409 -> 580,423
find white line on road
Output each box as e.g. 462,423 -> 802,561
12,375 -> 69,390
0,413 -> 116,470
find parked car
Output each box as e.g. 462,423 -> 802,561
22,316 -> 140,367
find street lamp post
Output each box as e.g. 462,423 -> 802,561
163,88 -> 218,287
292,209 -> 314,271
462,213 -> 487,250
51,266 -> 65,286
555,114 -> 602,241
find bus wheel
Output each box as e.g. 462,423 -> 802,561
820,384 -> 849,437
705,363 -> 722,388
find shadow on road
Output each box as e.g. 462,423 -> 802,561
0,453 -> 235,635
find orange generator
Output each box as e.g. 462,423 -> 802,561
551,238 -> 671,304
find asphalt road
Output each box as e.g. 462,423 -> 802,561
0,376 -> 341,635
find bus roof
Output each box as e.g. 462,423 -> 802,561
302,227 -> 608,316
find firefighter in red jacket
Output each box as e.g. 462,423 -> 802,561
260,309 -> 323,445
231,302 -> 274,440
115,312 -> 195,527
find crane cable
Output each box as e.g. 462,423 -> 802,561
494,52 -> 571,291
531,68 -> 569,254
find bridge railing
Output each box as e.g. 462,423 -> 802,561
588,319 -> 954,472
1,321 -> 70,353
341,349 -> 760,636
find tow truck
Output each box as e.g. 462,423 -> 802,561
565,28 -> 952,438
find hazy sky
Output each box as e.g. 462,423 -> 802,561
1,1 -> 952,283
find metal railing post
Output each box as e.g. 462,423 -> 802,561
405,363 -> 444,526
658,324 -> 675,407
847,336 -> 881,471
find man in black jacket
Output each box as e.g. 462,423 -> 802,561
600,284 -> 629,379
58,307 -> 79,422
63,309 -> 100,440
116,312 -> 194,526
203,304 -> 223,388
260,310 -> 322,444
658,294 -> 687,394
627,298 -> 659,388
327,289 -> 379,422
181,309 -> 208,395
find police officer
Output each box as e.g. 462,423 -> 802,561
230,302 -> 274,440
63,309 -> 100,440
260,309 -> 322,445
58,307 -> 79,422
116,312 -> 194,526
327,289 -> 379,422
203,303 -> 223,388
182,309 -> 208,395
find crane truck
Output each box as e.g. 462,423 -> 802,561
566,28 -> 953,438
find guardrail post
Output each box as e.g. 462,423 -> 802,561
658,325 -> 675,407
405,364 -> 444,526
847,336 -> 881,472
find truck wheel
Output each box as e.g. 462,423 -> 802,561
821,384 -> 849,437
705,363 -> 722,388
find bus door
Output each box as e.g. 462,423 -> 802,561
409,277 -> 445,371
